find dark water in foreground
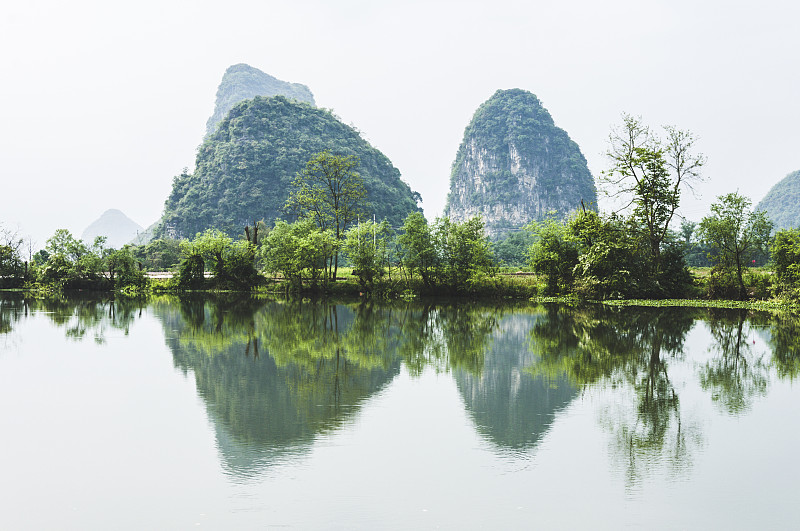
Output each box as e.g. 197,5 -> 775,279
1,294 -> 799,529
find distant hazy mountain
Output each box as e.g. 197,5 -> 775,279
81,209 -> 143,248
445,89 -> 596,238
205,63 -> 315,137
756,169 -> 800,231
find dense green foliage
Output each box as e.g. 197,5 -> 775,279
158,96 -> 421,239
770,228 -> 800,300
23,229 -> 148,291
491,230 -> 535,267
528,211 -> 693,299
756,169 -> 800,231
205,63 -> 315,137
698,193 -> 773,300
177,229 -> 261,289
602,115 -> 705,277
261,218 -> 337,288
446,88 -> 597,234
343,220 -> 392,290
286,151 -> 368,279
131,238 -> 182,271
0,225 -> 27,288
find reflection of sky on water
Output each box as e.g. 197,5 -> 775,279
3,294 -> 800,529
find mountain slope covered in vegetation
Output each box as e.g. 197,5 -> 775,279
756,169 -> 800,230
157,96 -> 421,239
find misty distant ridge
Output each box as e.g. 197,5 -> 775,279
81,209 -> 143,249
205,63 -> 315,137
756,169 -> 800,231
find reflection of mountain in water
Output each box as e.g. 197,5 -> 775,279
455,312 -> 576,452
152,298 -> 401,479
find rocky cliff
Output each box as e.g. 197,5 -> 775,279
205,63 -> 315,137
445,89 -> 596,237
756,169 -> 800,231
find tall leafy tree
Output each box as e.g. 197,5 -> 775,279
285,151 -> 367,280
343,220 -> 391,290
432,216 -> 496,290
698,192 -> 773,300
771,228 -> 800,299
602,114 -> 705,273
397,212 -> 437,286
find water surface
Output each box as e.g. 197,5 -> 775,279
1,294 -> 798,529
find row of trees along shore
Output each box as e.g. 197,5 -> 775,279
2,118 -> 800,301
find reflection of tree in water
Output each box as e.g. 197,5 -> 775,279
0,292 -> 144,342
766,311 -> 800,380
527,304 -> 702,484
453,309 -> 577,453
0,292 -> 25,334
700,308 -> 770,414
396,302 -> 500,376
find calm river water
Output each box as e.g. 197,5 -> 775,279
1,293 -> 798,529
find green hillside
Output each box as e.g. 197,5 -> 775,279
756,169 -> 800,231
157,96 -> 421,239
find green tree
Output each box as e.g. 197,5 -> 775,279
285,151 -> 367,280
40,230 -> 108,288
45,229 -> 89,263
0,225 -> 26,286
771,228 -> 800,299
181,229 -> 260,288
491,230 -> 535,267
527,216 -> 578,295
104,247 -> 147,289
397,212 -> 437,286
262,219 -> 337,288
432,216 -> 496,291
698,192 -> 773,300
602,115 -> 704,276
343,220 -> 391,290
131,239 -> 182,271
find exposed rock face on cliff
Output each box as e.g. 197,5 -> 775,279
205,63 -> 315,137
756,169 -> 800,231
445,89 -> 596,237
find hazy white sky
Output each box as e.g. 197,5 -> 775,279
2,0 -> 798,247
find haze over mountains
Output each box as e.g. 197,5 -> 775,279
756,169 -> 800,231
81,209 -> 142,249
205,63 -> 316,138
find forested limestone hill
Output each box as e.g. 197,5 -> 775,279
445,89 -> 596,237
756,169 -> 800,231
157,96 -> 421,239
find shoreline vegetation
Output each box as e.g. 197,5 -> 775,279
2,204 -> 799,309
2,144 -> 799,307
